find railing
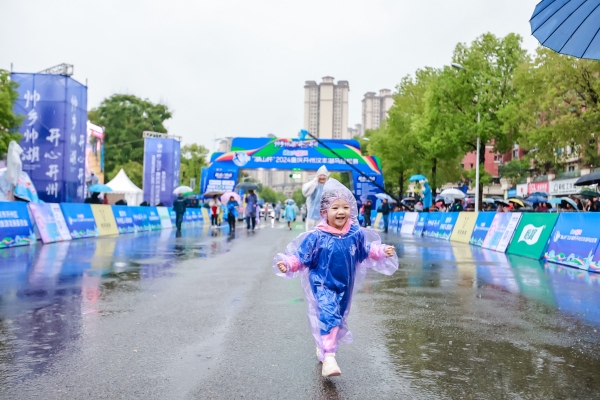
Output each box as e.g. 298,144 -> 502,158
533,175 -> 548,182
556,170 -> 581,180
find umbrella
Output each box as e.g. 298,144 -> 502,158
530,1 -> 600,60
529,191 -> 549,197
439,188 -> 466,199
483,198 -> 495,204
203,190 -> 225,197
575,172 -> 600,186
409,174 -> 427,182
88,184 -> 113,193
375,193 -> 397,203
220,192 -> 241,204
402,197 -> 416,202
236,182 -> 260,191
579,189 -> 600,198
173,185 -> 194,195
525,195 -> 548,204
548,198 -> 562,205
494,199 -> 510,207
560,197 -> 579,210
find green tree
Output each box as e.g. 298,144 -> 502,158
509,47 -> 600,168
292,188 -> 305,206
498,158 -> 530,183
89,94 -> 172,180
180,143 -> 209,190
258,186 -> 279,203
329,172 -> 352,190
0,69 -> 24,156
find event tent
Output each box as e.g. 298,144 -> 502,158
105,169 -> 143,206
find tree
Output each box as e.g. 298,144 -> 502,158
329,172 -> 352,190
118,160 -> 143,188
498,158 -> 530,183
180,143 -> 209,190
89,94 -> 172,180
258,186 -> 279,203
509,47 -> 600,168
0,69 -> 24,156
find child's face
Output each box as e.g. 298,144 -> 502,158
327,199 -> 350,229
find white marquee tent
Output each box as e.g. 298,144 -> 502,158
105,169 -> 143,206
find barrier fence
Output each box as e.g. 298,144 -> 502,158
1,202 -> 599,274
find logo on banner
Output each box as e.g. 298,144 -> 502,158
233,152 -> 250,166
518,224 -> 546,245
214,172 -> 233,179
553,230 -> 561,243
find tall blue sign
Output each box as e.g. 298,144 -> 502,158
12,73 -> 87,203
143,138 -> 181,207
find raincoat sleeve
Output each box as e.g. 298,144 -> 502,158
302,178 -> 318,198
359,228 -> 398,276
273,231 -> 319,279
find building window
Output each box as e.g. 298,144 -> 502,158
568,165 -> 575,172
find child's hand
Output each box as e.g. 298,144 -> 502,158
384,245 -> 395,258
277,261 -> 287,273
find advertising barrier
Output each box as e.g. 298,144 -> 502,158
112,206 -> 136,234
469,213 -> 496,246
437,212 -> 459,240
413,213 -> 428,236
29,203 -> 71,244
482,213 -> 514,251
157,207 -> 173,229
400,212 -> 419,234
0,202 -> 36,248
389,212 -> 402,232
495,213 -> 522,253
131,207 -> 151,232
545,213 -> 600,271
91,205 -> 119,237
60,203 -> 99,239
507,214 -> 559,260
423,212 -> 443,237
144,207 -> 162,231
450,212 -> 478,243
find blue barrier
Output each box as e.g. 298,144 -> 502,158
413,213 -> 429,236
437,212 -> 459,240
60,203 -> 99,239
0,202 -> 36,248
545,213 -> 600,272
469,213 -> 496,247
423,212 -> 443,237
112,206 -> 136,234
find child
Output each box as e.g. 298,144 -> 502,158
284,200 -> 296,230
274,179 -> 397,377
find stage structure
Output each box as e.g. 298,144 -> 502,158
142,132 -> 181,207
201,137 -> 384,201
12,71 -> 88,203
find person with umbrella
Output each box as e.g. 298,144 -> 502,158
208,195 -> 222,228
302,165 -> 330,231
421,179 -> 432,212
245,189 -> 258,231
377,198 -> 391,233
449,198 -> 464,212
363,199 -> 373,227
173,193 -> 187,234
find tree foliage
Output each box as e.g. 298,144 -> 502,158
89,94 -> 172,181
0,70 -> 24,156
498,158 -> 530,183
292,188 -> 305,206
180,143 -> 209,190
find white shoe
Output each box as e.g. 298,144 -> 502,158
321,354 -> 341,377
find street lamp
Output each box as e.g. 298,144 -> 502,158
452,62 -> 481,213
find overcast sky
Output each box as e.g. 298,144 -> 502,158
1,0 -> 541,154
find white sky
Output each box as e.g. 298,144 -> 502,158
0,0 -> 541,154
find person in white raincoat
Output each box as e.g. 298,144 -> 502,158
302,165 -> 329,231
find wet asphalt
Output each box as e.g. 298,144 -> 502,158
1,220 -> 600,399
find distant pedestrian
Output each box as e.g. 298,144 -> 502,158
274,179 -> 397,378
378,198 -> 391,233
227,196 -> 239,232
363,200 -> 372,227
284,200 -> 296,230
275,201 -> 282,221
449,199 -> 464,212
245,190 -> 258,231
173,193 -> 187,233
208,195 -> 222,228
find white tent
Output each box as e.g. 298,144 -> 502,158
105,169 -> 143,206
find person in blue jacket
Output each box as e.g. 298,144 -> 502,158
274,179 -> 398,378
283,200 -> 296,230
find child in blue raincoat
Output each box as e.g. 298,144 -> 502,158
274,179 -> 398,378
283,200 -> 296,230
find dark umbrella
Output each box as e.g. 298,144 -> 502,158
526,195 -> 548,204
494,199 -> 510,207
529,191 -> 548,197
530,1 -> 600,60
236,182 -> 260,191
575,172 -> 600,186
579,189 -> 600,198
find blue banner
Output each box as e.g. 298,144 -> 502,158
131,207 -> 150,232
144,207 -> 162,230
438,212 -> 459,240
545,213 -> 600,271
469,212 -> 497,246
112,206 -> 136,234
423,212 -> 443,237
0,202 -> 36,248
143,138 -> 181,207
389,212 -> 403,232
60,203 -> 99,239
413,213 -> 429,236
203,168 -> 239,194
12,73 -> 87,203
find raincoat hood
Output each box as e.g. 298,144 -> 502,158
316,165 -> 330,178
318,178 -> 358,225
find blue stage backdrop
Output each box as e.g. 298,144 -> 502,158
12,73 -> 87,203
143,138 -> 181,207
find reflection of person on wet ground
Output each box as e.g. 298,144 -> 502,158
226,196 -> 239,232
283,200 -> 296,230
173,193 -> 187,234
274,179 -> 398,378
245,190 -> 258,231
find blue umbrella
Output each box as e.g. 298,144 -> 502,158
526,195 -> 548,204
409,174 -> 427,182
530,0 -> 600,60
88,184 -> 113,193
548,198 -> 562,204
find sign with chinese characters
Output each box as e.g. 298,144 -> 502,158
28,203 -> 72,244
549,178 -> 582,196
507,213 -> 559,260
202,168 -> 238,195
545,213 -> 600,271
12,73 -> 87,203
112,206 -> 136,234
60,203 -> 99,239
528,181 -> 549,195
469,212 -> 498,247
516,184 -> 528,197
495,213 -> 523,253
143,138 -> 181,207
450,212 -> 478,244
90,205 -> 119,236
0,202 -> 36,248
437,212 -> 460,240
400,212 -> 419,234
422,212 -> 442,237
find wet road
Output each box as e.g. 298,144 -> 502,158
1,221 -> 600,399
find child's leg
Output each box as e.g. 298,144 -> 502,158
321,326 -> 339,355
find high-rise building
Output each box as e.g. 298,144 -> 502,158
304,77 -> 349,139
347,123 -> 362,138
362,89 -> 394,134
